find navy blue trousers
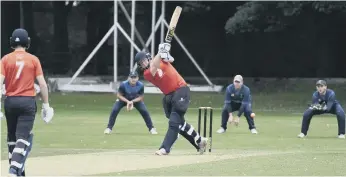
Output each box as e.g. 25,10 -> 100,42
106,100 -> 154,130
221,102 -> 255,130
301,103 -> 345,135
5,96 -> 36,176
160,86 -> 201,153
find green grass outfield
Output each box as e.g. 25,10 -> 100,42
1,92 -> 346,176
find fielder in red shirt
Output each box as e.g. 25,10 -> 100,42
0,28 -> 54,177
134,43 -> 208,155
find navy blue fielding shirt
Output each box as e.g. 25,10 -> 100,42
224,84 -> 251,117
312,89 -> 338,112
118,80 -> 144,101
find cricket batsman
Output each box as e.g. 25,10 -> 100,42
134,43 -> 208,155
0,28 -> 54,177
298,80 -> 345,138
216,75 -> 258,134
104,71 -> 158,135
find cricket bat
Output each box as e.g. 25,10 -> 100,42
165,6 -> 182,43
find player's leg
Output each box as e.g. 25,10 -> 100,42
134,101 -> 157,134
299,109 -> 323,137
217,105 -> 230,133
157,87 -> 206,155
159,93 -> 198,150
4,98 -> 18,168
8,97 -> 36,176
105,100 -> 126,134
331,104 -> 345,138
157,94 -> 178,155
243,104 -> 257,134
178,120 -> 201,151
162,95 -> 172,119
159,93 -> 200,153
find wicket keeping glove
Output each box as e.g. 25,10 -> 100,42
309,103 -> 327,111
41,103 -> 54,123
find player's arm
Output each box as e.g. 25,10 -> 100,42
35,58 -> 54,123
117,84 -> 130,103
312,93 -> 319,104
132,85 -> 144,103
237,88 -> 251,117
325,91 -> 336,112
149,54 -> 162,76
224,86 -> 233,114
36,75 -> 49,103
33,58 -> 49,104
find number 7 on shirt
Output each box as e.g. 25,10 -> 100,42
16,61 -> 25,79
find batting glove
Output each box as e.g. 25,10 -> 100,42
41,103 -> 54,123
158,43 -> 171,52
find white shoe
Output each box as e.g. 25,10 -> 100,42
155,148 -> 168,156
104,128 -> 111,134
337,134 -> 345,139
216,127 -> 226,134
297,133 -> 306,138
250,129 -> 258,134
150,128 -> 158,134
198,137 -> 208,155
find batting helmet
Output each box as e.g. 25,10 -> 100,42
10,28 -> 31,49
134,51 -> 151,70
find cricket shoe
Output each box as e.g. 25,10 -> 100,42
216,127 -> 226,134
198,137 -> 208,155
8,168 -> 17,177
250,129 -> 258,134
150,128 -> 158,134
297,133 -> 306,138
104,128 -> 112,134
155,148 -> 168,156
337,134 -> 345,139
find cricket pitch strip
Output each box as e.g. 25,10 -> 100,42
1,149 -> 292,176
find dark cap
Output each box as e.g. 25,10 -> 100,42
129,71 -> 138,77
316,80 -> 327,86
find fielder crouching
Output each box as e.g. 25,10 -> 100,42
217,75 -> 258,134
298,80 -> 345,139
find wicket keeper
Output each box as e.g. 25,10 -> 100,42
298,80 -> 345,138
217,75 -> 258,134
104,71 -> 158,135
1,28 -> 54,177
134,43 -> 208,155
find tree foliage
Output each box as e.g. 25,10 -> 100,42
225,1 -> 346,34
182,1 -> 211,14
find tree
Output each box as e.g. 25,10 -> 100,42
1,2 -> 20,56
53,1 -> 72,52
224,1 -> 346,77
23,1 -> 39,54
52,1 -> 73,73
225,1 -> 346,34
85,1 -> 112,75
